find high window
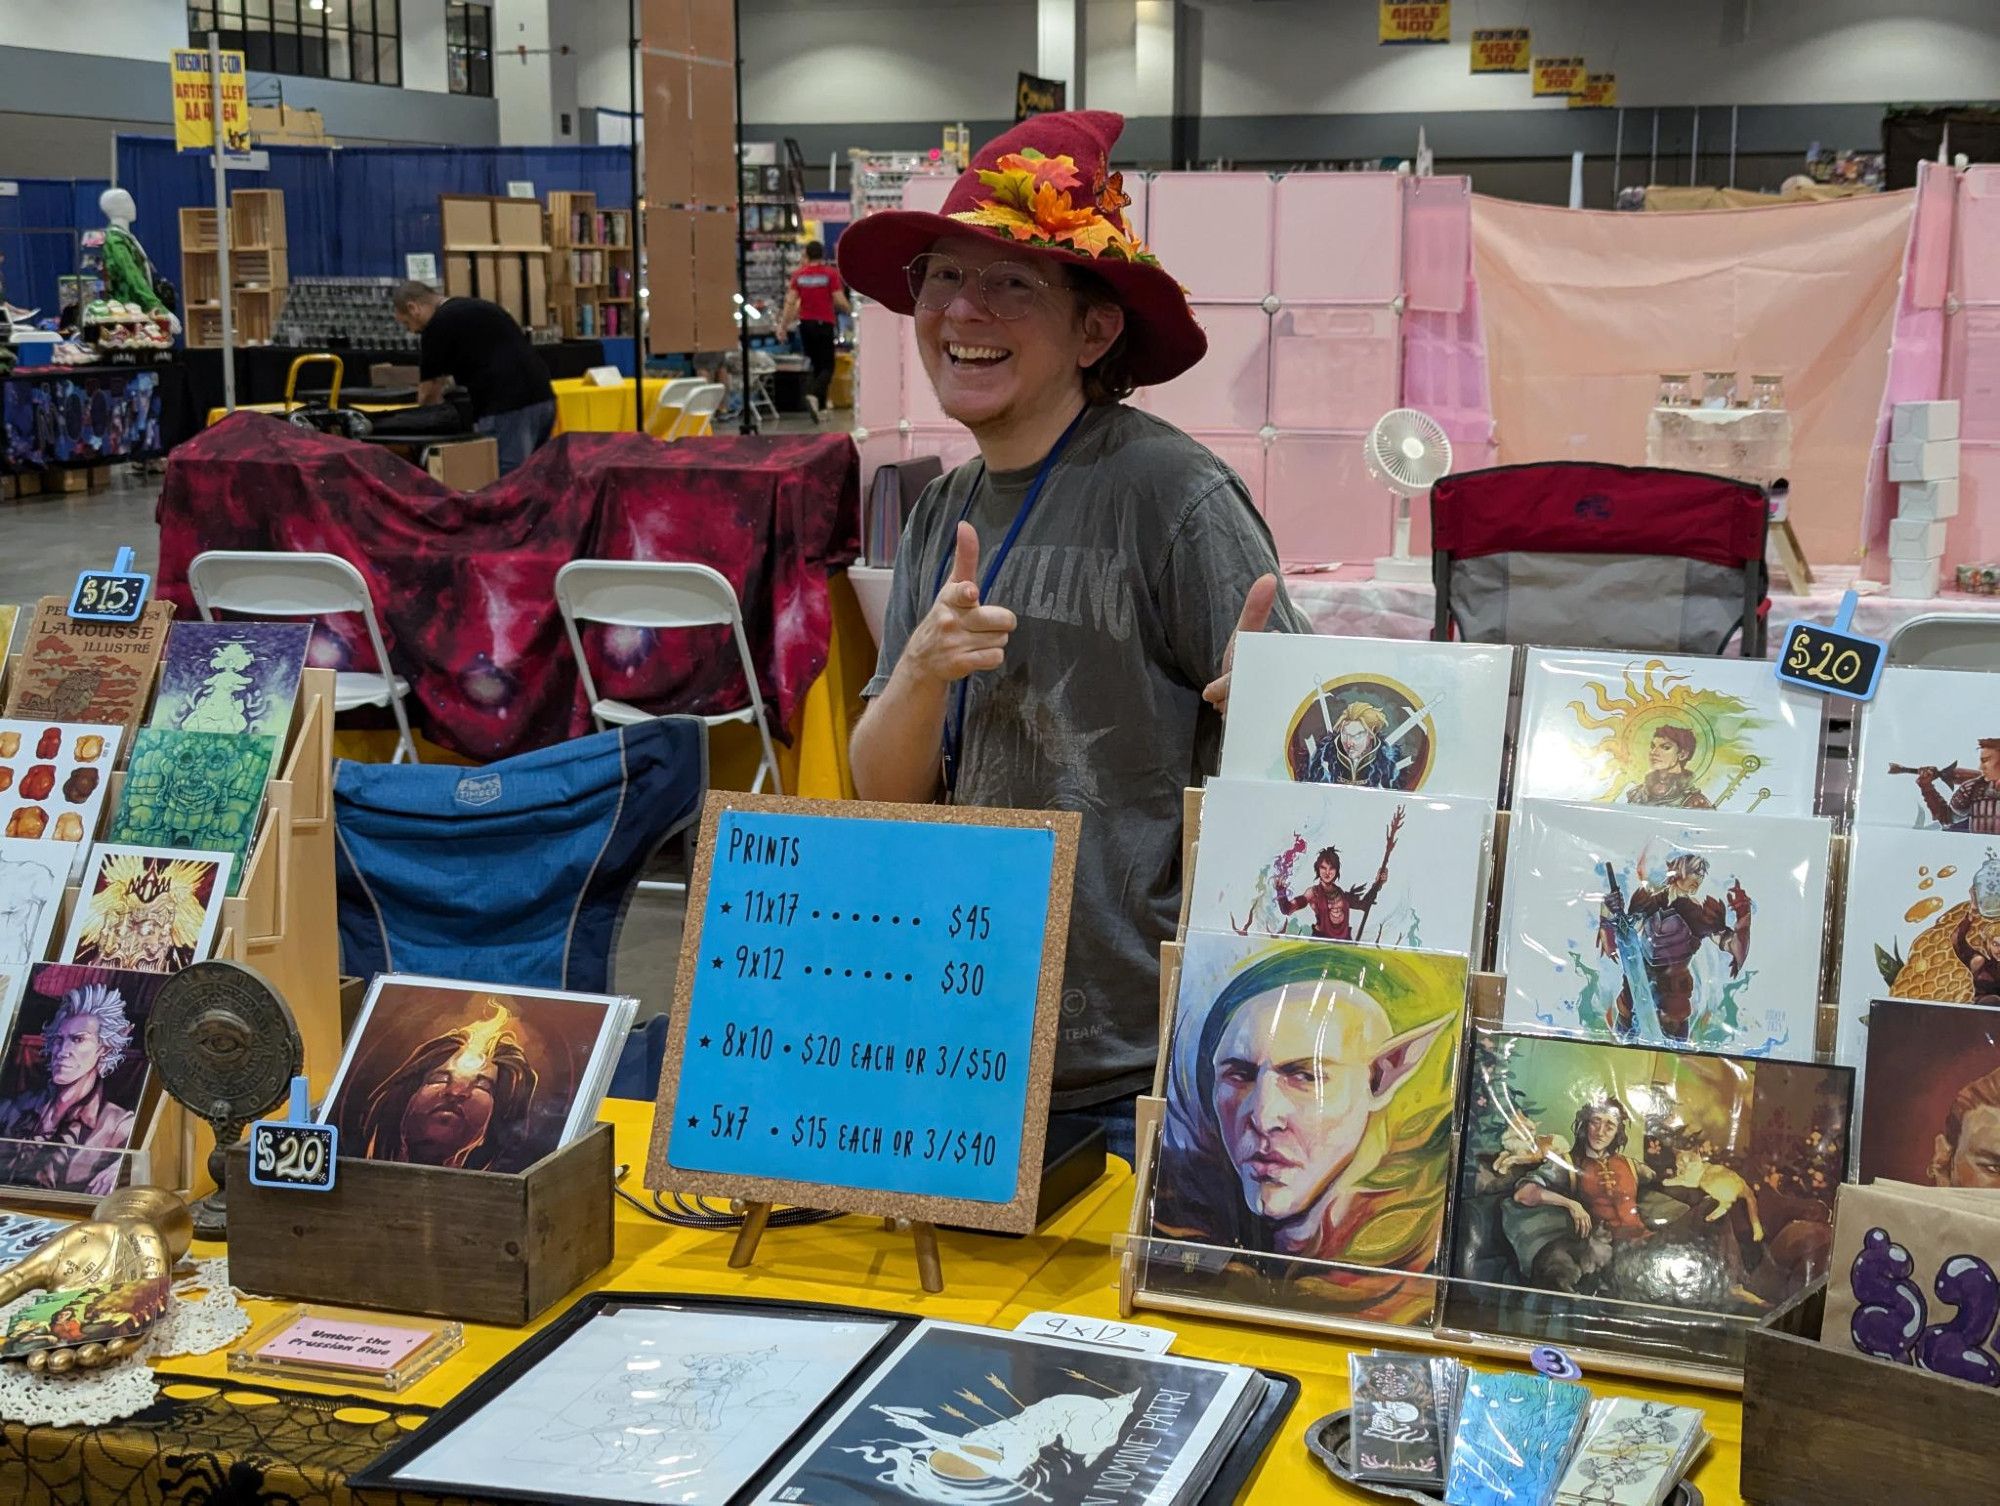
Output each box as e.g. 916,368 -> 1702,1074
447,2 -> 493,97
188,1 -> 403,88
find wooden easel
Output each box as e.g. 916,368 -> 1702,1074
1771,517 -> 1814,595
728,1202 -> 945,1293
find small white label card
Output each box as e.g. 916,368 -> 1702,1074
1012,1311 -> 1176,1355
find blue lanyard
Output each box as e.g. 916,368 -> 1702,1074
933,407 -> 1088,798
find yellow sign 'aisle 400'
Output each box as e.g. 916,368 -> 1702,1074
1380,2 -> 1451,45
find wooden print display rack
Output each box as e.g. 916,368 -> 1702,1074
439,194 -> 551,331
1123,792 -> 1856,1394
2,660 -> 344,1203
179,188 -> 289,348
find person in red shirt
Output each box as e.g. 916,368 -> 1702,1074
775,241 -> 850,414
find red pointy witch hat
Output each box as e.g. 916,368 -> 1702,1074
836,109 -> 1204,387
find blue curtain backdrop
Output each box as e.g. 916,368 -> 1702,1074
0,180 -> 110,322
114,137 -> 635,287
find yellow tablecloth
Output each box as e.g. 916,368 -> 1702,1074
549,375 -> 669,435
135,1097 -> 1749,1505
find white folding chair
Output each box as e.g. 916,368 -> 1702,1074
556,560 -> 782,892
188,549 -> 421,764
665,383 -> 725,441
1888,613 -> 2000,672
644,377 -> 704,440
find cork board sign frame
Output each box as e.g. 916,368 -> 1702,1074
645,791 -> 1081,1235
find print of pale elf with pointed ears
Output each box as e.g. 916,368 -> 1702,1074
1200,962 -> 1449,1259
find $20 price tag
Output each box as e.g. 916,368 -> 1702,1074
247,1077 -> 338,1192
1773,589 -> 1885,703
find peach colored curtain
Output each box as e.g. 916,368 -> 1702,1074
1472,191 -> 1914,564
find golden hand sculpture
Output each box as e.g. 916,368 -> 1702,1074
0,1188 -> 192,1374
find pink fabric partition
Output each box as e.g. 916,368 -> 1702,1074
1949,169 -> 2000,566
1471,192 -> 1913,565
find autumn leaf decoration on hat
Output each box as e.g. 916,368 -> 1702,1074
951,150 -> 1161,265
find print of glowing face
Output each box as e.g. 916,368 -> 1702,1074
96,888 -> 178,971
400,1004 -> 511,1164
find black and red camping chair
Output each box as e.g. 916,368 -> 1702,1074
1430,461 -> 1770,656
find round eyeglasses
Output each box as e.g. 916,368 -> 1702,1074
905,253 -> 1055,321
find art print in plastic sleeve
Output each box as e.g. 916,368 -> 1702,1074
752,1320 -> 1258,1506
1854,666 -> 2000,832
0,965 -> 164,1199
1149,932 -> 1468,1329
391,1305 -> 896,1503
1550,1396 -> 1707,1506
1348,1352 -> 1446,1486
1513,650 -> 1821,816
58,844 -> 232,975
1822,1179 -> 2000,1381
1218,634 -> 1511,802
1834,828 -> 2000,1072
0,720 -> 122,882
1447,1028 -> 1853,1370
320,975 -> 634,1175
0,839 -> 69,1024
1443,1369 -> 1590,1506
1188,778 -> 1492,956
1859,999 -> 2000,1188
151,620 -> 312,739
1496,798 -> 1831,1060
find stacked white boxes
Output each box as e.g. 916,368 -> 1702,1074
1886,400 -> 1960,598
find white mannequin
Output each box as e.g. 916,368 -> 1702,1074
97,188 -> 180,333
99,187 -> 137,229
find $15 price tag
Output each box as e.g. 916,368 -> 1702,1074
247,1077 -> 338,1192
67,546 -> 152,625
1773,589 -> 1885,703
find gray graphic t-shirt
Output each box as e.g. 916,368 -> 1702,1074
864,403 -> 1306,1108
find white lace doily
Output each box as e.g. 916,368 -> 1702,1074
0,1256 -> 252,1428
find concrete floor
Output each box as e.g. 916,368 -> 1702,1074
1,415 -> 837,1019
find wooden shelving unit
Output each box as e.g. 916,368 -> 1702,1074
179,188 -> 290,347
547,191 -> 635,341
439,194 -> 551,331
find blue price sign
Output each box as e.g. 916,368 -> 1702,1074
248,1078 -> 338,1191
1774,589 -> 1885,702
656,796 -> 1077,1223
67,546 -> 152,625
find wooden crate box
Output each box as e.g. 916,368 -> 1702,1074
225,1124 -> 616,1326
1741,1280 -> 2000,1505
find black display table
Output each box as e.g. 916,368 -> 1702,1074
181,340 -> 606,428
2,355 -> 197,472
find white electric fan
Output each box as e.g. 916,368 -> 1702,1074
1365,407 -> 1452,583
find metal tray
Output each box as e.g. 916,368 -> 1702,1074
1303,1410 -> 1704,1506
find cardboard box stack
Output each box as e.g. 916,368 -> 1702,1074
1886,400 -> 1960,598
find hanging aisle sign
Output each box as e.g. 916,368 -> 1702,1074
1470,28 -> 1531,73
1569,72 -> 1620,109
647,792 -> 1081,1234
1532,55 -> 1589,98
169,48 -> 250,155
1380,2 -> 1451,44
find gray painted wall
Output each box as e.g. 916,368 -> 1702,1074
0,45 -> 497,179
748,102 -> 1893,206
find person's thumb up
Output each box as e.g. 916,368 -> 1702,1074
943,521 -> 982,608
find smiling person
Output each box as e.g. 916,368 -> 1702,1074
837,112 -> 1306,1156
